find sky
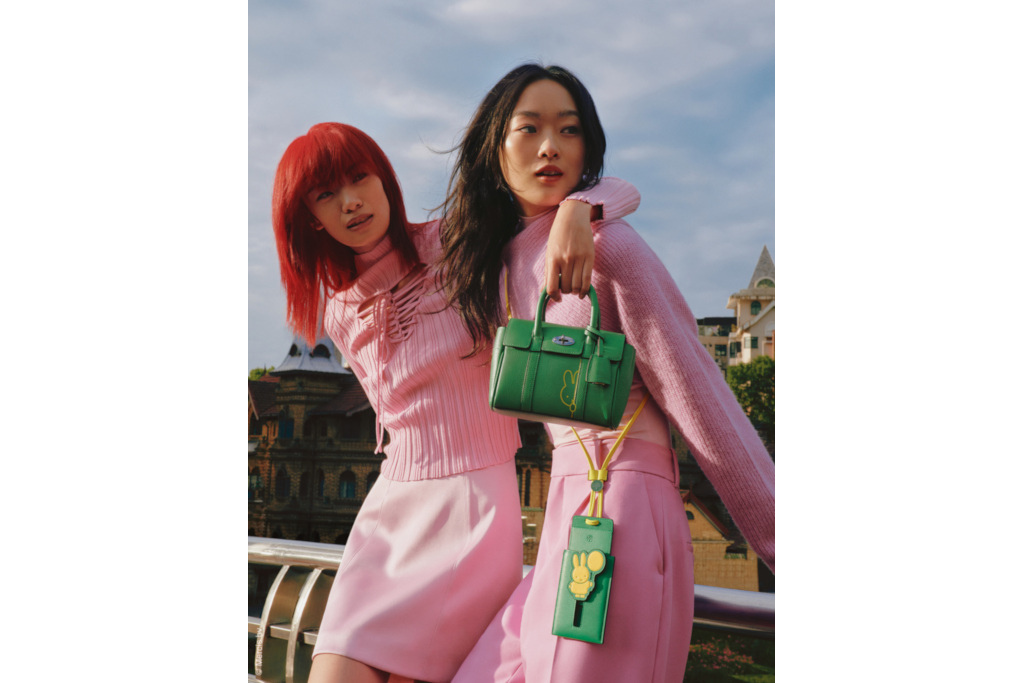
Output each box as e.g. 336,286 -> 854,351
248,0 -> 775,370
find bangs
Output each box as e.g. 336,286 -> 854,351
287,124 -> 386,196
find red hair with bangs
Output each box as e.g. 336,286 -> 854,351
272,123 -> 420,344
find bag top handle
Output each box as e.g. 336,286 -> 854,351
532,285 -> 601,340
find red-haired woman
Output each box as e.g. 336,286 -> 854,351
271,122 -> 640,683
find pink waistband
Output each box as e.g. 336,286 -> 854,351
551,436 -> 679,486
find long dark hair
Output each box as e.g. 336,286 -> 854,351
437,64 -> 606,356
272,123 -> 419,344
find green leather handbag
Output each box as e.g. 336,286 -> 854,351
488,285 -> 636,430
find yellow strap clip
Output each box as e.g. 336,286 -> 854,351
571,393 -> 650,524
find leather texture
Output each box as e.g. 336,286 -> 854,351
489,287 -> 635,429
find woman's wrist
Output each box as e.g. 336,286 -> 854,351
559,197 -> 603,221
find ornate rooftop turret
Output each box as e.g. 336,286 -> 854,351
728,246 -> 775,312
271,336 -> 351,375
747,245 -> 775,289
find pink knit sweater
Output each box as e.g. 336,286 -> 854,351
502,210 -> 776,571
322,179 -> 642,483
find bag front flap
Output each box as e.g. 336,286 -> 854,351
500,318 -> 584,357
500,319 -> 630,362
499,318 -> 536,350
537,321 -> 586,356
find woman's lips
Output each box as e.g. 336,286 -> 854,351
347,214 -> 372,229
535,165 -> 563,184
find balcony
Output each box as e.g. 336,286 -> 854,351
248,537 -> 775,683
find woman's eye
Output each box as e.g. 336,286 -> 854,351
516,124 -> 536,133
352,172 -> 368,183
316,190 -> 333,201
562,125 -> 581,135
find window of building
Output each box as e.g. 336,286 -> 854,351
522,469 -> 532,507
751,301 -> 761,316
337,416 -> 360,440
338,471 -> 356,499
743,336 -> 759,349
725,544 -> 748,559
729,342 -> 740,357
317,469 -> 325,498
715,344 -> 727,357
686,511 -> 695,520
311,344 -> 331,359
275,466 -> 290,501
248,467 -> 262,502
756,278 -> 774,288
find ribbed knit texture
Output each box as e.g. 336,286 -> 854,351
320,178 -> 640,482
325,221 -> 521,481
502,211 -> 776,571
557,176 -> 641,222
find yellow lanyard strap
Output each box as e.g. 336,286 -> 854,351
571,393 -> 650,521
504,268 -> 512,320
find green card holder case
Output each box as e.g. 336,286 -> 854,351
552,516 -> 615,644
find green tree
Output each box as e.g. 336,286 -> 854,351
249,366 -> 275,381
726,355 -> 774,449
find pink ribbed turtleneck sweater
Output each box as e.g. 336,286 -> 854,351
324,222 -> 521,481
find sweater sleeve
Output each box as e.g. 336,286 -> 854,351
590,220 -> 776,572
323,295 -> 368,383
564,177 -> 641,223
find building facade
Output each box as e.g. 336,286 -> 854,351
697,316 -> 737,376
726,246 -> 776,366
248,337 -> 382,544
683,490 -> 761,591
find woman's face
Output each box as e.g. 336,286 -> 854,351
303,170 -> 391,253
500,79 -> 585,217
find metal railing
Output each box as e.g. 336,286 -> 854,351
247,537 -> 774,683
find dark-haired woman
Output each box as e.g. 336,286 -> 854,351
271,122 -> 640,683
438,65 -> 775,682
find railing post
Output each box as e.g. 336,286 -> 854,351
284,568 -> 333,683
255,565 -> 310,683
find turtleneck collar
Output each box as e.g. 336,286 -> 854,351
516,206 -> 559,234
353,234 -> 393,276
342,233 -> 421,304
